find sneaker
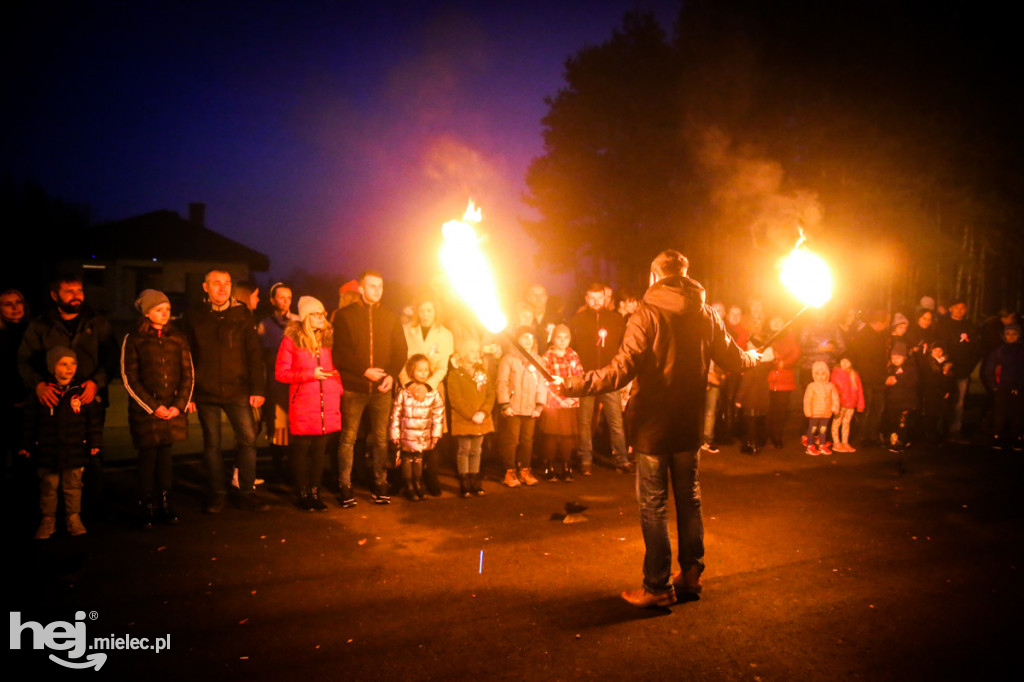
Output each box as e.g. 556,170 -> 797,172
372,485 -> 391,505
819,442 -> 833,455
672,566 -> 704,596
805,444 -> 820,456
503,469 -> 521,488
615,462 -> 636,475
309,488 -> 328,512
621,587 -> 677,608
518,468 -> 539,486
843,443 -> 857,453
339,486 -> 357,508
34,516 -> 56,540
231,468 -> 265,489
701,442 -> 720,454
66,513 -> 87,536
580,463 -> 593,476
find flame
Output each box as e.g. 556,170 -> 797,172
780,228 -> 832,308
441,201 -> 508,334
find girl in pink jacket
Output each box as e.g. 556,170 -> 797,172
830,357 -> 865,452
275,297 -> 343,512
803,361 -> 840,455
390,354 -> 444,501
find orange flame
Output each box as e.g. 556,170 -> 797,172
441,201 -> 508,334
780,227 -> 832,308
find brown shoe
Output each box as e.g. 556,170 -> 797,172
34,516 -> 56,540
518,468 -> 539,486
66,513 -> 87,536
621,587 -> 677,608
503,469 -> 521,488
672,566 -> 703,595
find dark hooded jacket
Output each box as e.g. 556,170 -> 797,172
565,275 -> 756,454
331,299 -> 407,394
18,306 -> 114,394
185,300 -> 264,403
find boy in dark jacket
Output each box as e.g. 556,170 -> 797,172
20,347 -> 102,539
883,342 -> 919,452
984,323 -> 1024,450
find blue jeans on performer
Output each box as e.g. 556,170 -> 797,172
636,449 -> 704,594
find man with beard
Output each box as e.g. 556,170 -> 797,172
19,276 -> 114,412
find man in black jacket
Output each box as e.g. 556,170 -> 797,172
332,270 -> 407,506
19,275 -> 114,412
569,282 -> 629,473
185,269 -> 265,512
561,250 -> 758,608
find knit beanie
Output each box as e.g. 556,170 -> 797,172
135,289 -> 170,315
891,341 -> 908,357
919,296 -> 936,311
1005,323 -> 1022,337
297,296 -> 325,320
892,312 -> 909,328
47,346 -> 76,374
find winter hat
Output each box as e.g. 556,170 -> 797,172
890,341 -> 908,357
297,296 -> 325,320
891,312 -> 909,328
811,360 -> 830,379
46,346 -> 76,374
919,296 -> 936,311
135,289 -> 169,315
1004,323 -> 1022,337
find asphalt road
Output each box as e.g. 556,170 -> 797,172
6,439 -> 1022,680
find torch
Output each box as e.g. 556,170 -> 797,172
441,202 -> 555,382
757,231 -> 833,352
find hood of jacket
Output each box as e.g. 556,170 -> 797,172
642,275 -> 706,316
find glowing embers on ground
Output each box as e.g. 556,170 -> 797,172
440,200 -> 508,334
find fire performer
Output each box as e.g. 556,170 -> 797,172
556,250 -> 760,607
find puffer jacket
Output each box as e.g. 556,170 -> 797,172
120,320 -> 194,449
389,385 -> 444,452
497,352 -> 547,416
22,382 -> 103,469
803,379 -> 840,418
565,275 -> 756,454
275,331 -> 343,436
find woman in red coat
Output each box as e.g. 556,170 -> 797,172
765,315 -> 802,448
276,297 -> 343,511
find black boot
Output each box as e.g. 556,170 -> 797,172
158,491 -> 180,525
402,484 -> 416,501
309,486 -> 328,512
459,475 -> 471,498
297,489 -> 313,512
412,477 -> 425,501
140,497 -> 156,531
472,473 -> 486,496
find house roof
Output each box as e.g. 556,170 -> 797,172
80,210 -> 270,271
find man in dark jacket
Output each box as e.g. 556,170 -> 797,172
561,250 -> 758,608
938,300 -> 980,438
19,275 -> 114,412
569,282 -> 628,473
332,270 -> 407,506
185,269 -> 265,512
848,310 -> 890,447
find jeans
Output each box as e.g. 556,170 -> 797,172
578,392 -> 628,467
636,449 -> 703,594
197,401 -> 258,496
951,377 -> 969,434
338,391 -> 392,488
703,385 -> 720,443
456,435 -> 483,475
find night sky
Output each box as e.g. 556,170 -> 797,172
4,1 -> 682,286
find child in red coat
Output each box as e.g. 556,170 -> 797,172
830,357 -> 865,452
